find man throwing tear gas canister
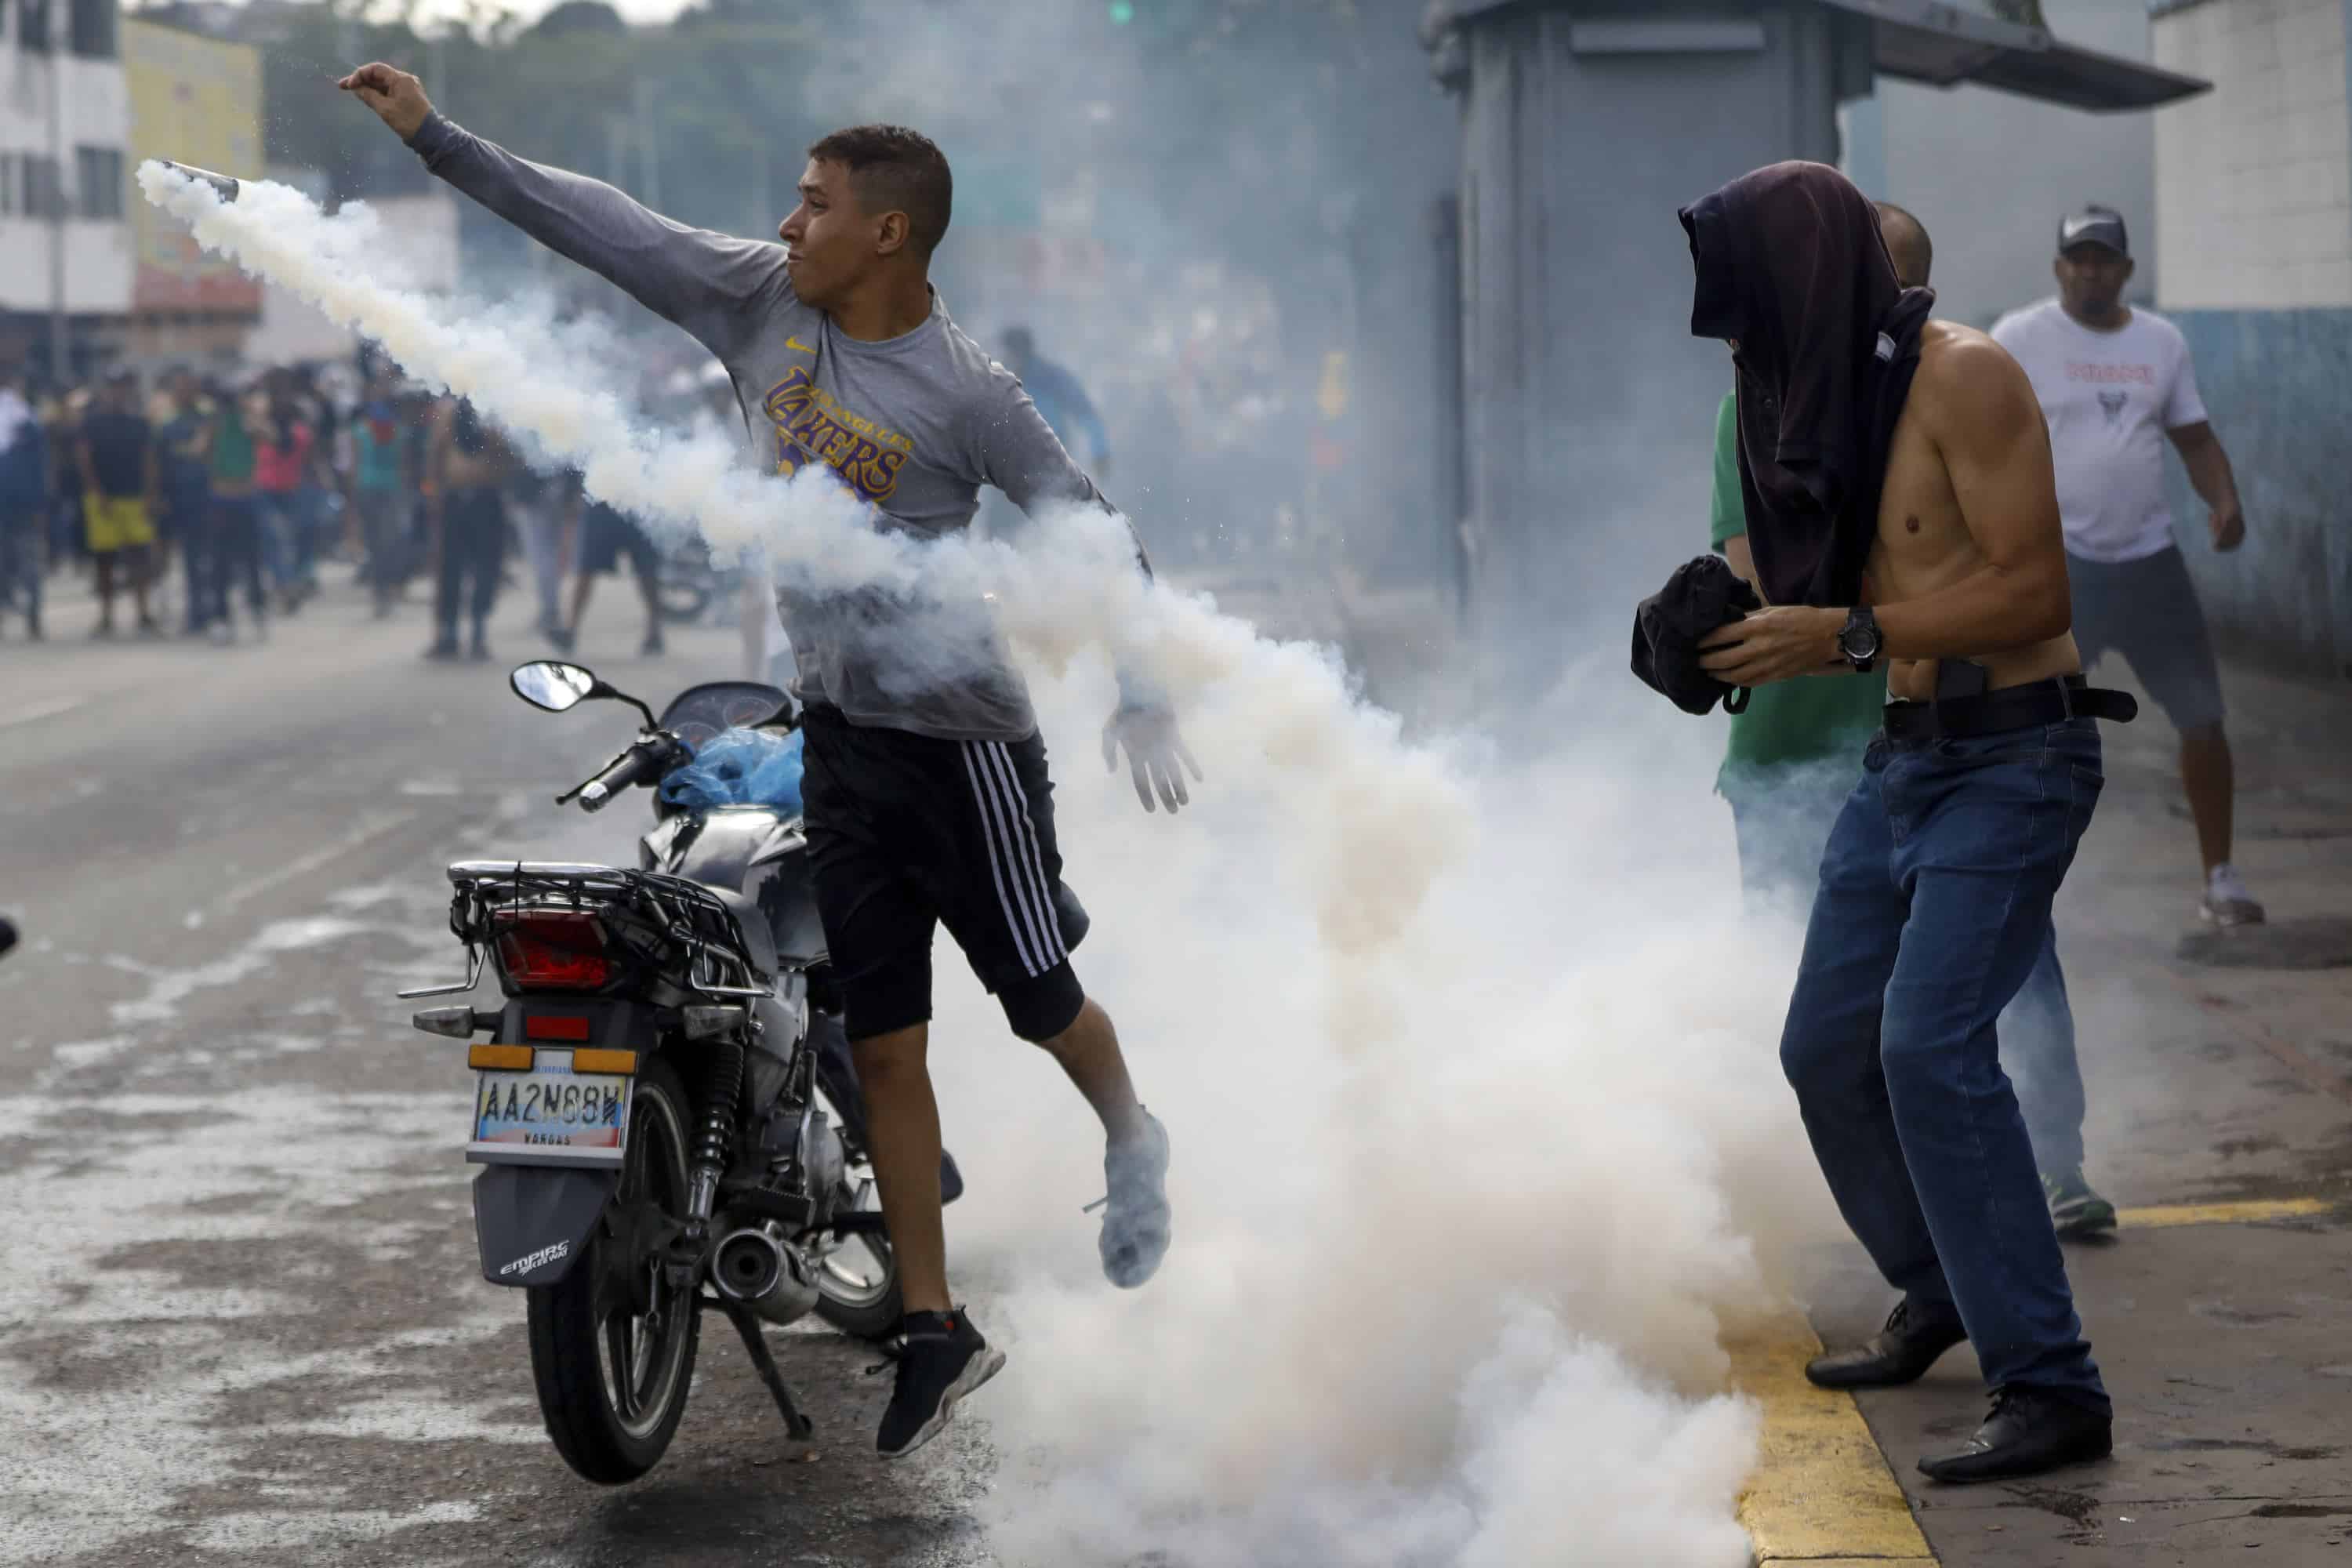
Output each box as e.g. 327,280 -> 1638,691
341,60 -> 1198,1462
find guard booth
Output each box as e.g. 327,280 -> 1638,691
1421,0 -> 2209,683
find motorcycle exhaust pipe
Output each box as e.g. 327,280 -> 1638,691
160,160 -> 241,203
711,1223 -> 819,1325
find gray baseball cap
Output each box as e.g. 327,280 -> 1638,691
2058,206 -> 2129,258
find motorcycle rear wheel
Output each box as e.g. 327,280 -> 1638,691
526,1056 -> 701,1484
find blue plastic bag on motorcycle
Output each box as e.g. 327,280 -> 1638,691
658,728 -> 805,814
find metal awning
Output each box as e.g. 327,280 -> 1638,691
1817,0 -> 2210,110
1422,2 -> 2212,112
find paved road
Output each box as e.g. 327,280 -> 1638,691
5,565 -> 2348,1568
0,582 -> 989,1567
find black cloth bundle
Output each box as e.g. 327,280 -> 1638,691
1631,555 -> 1762,717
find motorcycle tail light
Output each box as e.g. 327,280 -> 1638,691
492,909 -> 612,991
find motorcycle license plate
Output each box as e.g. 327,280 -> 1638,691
466,1052 -> 631,1168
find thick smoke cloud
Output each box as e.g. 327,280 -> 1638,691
142,159 -> 1837,1566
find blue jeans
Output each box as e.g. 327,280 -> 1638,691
1779,719 -> 2110,1412
1731,768 -> 2089,1176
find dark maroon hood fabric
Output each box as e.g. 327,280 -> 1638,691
1680,162 -> 1935,608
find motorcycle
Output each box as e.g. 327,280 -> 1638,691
402,660 -> 950,1484
651,535 -> 739,626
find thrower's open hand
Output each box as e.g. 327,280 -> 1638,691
339,63 -> 434,141
1102,706 -> 1203,815
1698,604 -> 1846,688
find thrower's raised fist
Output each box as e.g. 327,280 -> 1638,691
339,63 -> 434,142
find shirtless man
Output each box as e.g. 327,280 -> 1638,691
1683,162 -> 2118,1483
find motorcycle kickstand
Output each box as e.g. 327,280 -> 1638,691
705,1294 -> 816,1442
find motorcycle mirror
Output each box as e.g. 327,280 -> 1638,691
510,662 -> 599,713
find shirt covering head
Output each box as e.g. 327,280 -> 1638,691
1679,161 -> 1935,608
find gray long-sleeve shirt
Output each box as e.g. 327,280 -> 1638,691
408,113 -> 1129,742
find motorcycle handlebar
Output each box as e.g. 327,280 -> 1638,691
574,735 -> 678,813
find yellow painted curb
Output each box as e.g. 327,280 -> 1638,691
2116,1197 -> 2334,1230
1726,1316 -> 1937,1566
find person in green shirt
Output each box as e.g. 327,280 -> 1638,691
1708,381 -> 1891,902
1709,201 -> 2114,1238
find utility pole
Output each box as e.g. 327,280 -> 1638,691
632,76 -> 661,213
45,0 -> 68,383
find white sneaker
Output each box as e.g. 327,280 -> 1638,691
2201,863 -> 2266,927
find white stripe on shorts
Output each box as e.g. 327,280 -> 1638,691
960,742 -> 1051,976
984,742 -> 1067,967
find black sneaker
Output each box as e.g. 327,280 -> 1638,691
1097,1110 -> 1172,1289
875,1308 -> 1004,1460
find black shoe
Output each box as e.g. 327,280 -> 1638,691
423,636 -> 459,662
1918,1388 -> 2112,1483
1806,1300 -> 1967,1390
874,1308 -> 1004,1460
641,630 -> 666,657
1095,1110 -> 1172,1289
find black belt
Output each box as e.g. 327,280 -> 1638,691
1881,674 -> 2137,742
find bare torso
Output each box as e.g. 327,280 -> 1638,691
1866,321 -> 2081,702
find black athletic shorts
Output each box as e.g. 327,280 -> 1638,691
799,704 -> 1089,1044
579,504 -> 659,579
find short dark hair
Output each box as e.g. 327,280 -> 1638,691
1874,201 -> 1933,289
808,125 -> 953,256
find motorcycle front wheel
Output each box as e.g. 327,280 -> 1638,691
655,576 -> 713,626
525,1056 -> 701,1484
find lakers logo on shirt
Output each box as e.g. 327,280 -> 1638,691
762,368 -> 910,505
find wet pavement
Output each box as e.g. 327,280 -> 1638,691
0,579 -> 989,1566
5,564 -> 2347,1566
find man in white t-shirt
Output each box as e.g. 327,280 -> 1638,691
1991,205 -> 2259,927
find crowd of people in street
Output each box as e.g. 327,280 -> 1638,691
0,350 -> 679,663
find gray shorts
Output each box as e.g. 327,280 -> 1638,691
2067,545 -> 2226,731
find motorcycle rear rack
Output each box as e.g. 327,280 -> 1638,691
413,859 -> 769,1000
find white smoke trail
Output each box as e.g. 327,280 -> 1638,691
137,162 -> 1457,954
143,163 -> 1833,1565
